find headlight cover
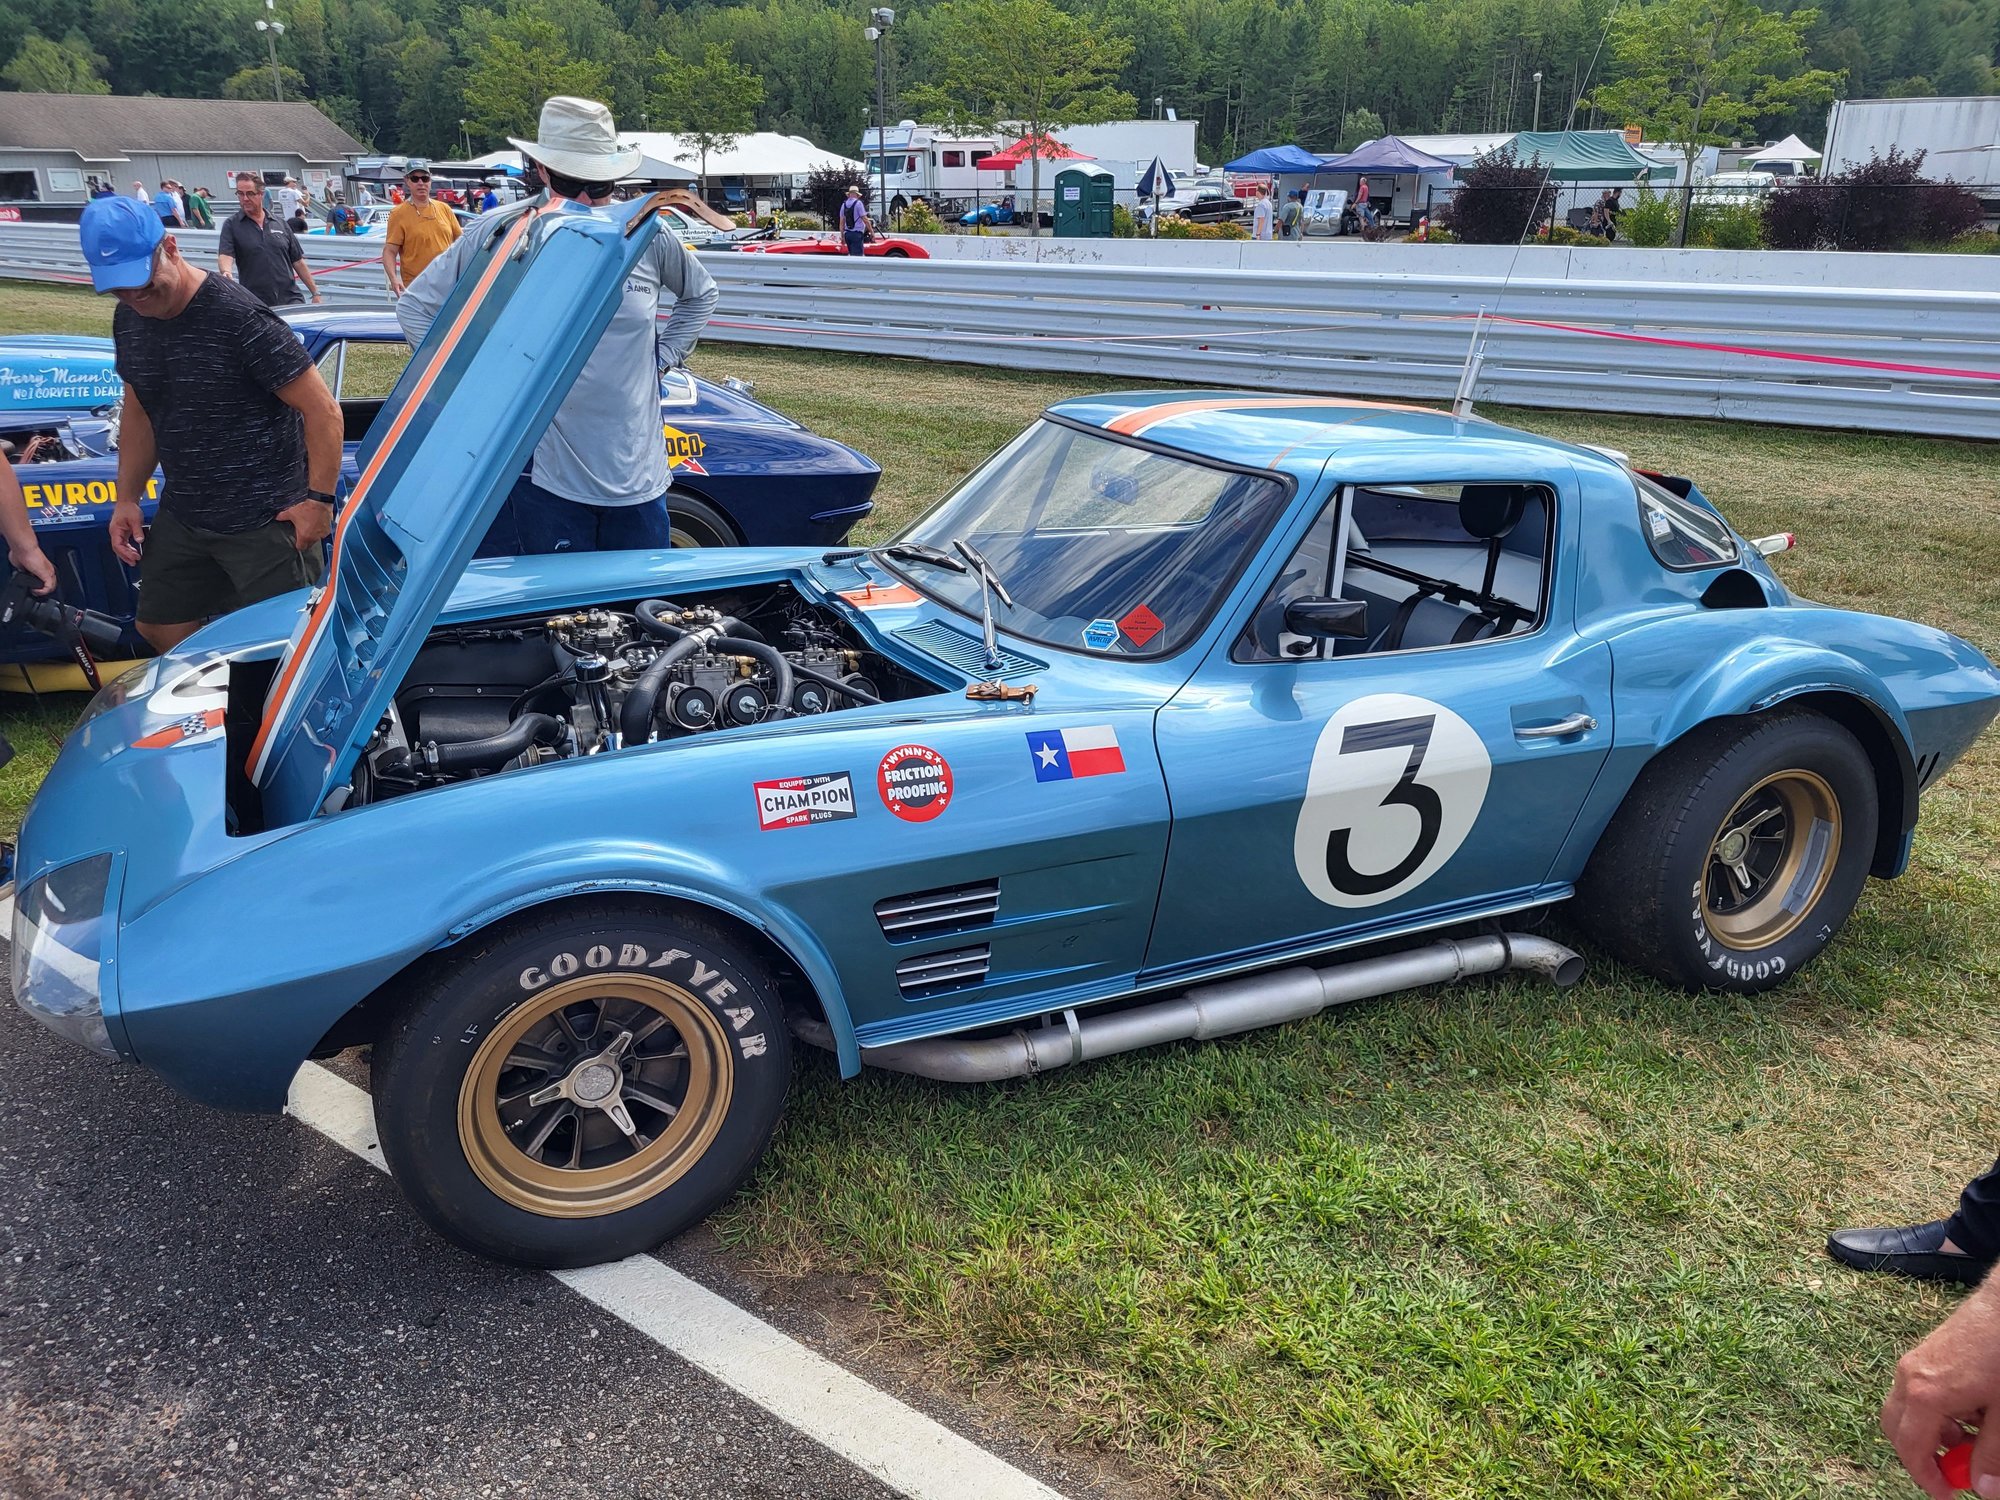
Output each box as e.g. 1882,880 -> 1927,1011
75,659 -> 161,732
12,853 -> 120,1058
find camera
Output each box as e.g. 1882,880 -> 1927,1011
0,571 -> 126,658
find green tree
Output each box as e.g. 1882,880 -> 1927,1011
651,42 -> 764,196
393,23 -> 458,159
1588,0 -> 1838,240
223,61 -> 309,100
456,5 -> 609,143
904,0 -> 1134,236
2,29 -> 110,91
1336,106 -> 1386,151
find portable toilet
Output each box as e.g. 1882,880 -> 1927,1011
1053,163 -> 1114,237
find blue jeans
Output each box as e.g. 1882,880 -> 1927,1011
843,230 -> 867,256
475,474 -> 675,557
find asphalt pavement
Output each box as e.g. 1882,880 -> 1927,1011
0,987 -> 1138,1500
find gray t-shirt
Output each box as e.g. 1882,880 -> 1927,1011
395,194 -> 719,507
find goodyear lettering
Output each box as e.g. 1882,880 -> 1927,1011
737,1033 -> 768,1059
724,1006 -> 756,1032
549,952 -> 579,978
648,947 -> 689,970
585,944 -> 612,968
688,960 -> 721,990
514,947 -> 760,1019
1688,879 -> 1787,982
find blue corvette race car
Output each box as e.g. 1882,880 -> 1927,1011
14,198 -> 2000,1268
0,310 -> 879,678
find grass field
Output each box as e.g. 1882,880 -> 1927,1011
9,279 -> 2000,1498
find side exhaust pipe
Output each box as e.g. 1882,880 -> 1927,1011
793,932 -> 1584,1084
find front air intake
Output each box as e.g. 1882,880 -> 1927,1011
895,945 -> 992,999
874,879 -> 1001,942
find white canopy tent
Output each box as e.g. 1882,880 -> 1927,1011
1744,134 -> 1822,166
468,146 -> 694,185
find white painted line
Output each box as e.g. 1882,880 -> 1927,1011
285,1062 -> 1068,1500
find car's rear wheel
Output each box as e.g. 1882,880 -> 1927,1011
667,492 -> 738,550
373,902 -> 790,1267
881,247 -> 910,257
1573,712 -> 1878,992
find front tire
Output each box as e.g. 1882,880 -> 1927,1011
373,903 -> 790,1267
1574,713 -> 1878,992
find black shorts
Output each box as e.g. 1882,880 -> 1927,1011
136,507 -> 323,625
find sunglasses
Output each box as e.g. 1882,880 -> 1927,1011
406,175 -> 431,183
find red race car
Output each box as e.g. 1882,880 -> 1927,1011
724,230 -> 929,259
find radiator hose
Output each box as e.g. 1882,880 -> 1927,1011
422,712 -> 563,773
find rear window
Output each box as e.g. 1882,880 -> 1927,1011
1634,471 -> 1738,570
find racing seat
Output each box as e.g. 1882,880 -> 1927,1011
1368,485 -> 1531,652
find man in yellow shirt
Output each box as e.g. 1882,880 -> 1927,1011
380,166 -> 461,297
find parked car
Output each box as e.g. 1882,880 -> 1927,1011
17,200 -> 2000,1271
0,310 -> 879,679
958,201 -> 1017,227
1168,192 -> 1252,225
1693,171 -> 1778,206
306,203 -> 482,236
1302,187 -> 1354,237
729,232 -> 930,258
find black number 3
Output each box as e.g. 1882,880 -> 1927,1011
1324,715 -> 1443,897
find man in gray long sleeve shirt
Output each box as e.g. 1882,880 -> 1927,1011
395,96 -> 718,555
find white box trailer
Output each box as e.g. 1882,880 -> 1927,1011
1050,120 -> 1200,177
859,122 -> 1002,215
1822,95 -> 2000,183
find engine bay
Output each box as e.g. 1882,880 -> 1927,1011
349,581 -> 940,806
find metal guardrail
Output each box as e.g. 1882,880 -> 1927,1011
6,222 -> 1998,439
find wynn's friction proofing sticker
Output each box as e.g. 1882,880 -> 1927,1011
877,744 -> 953,822
754,771 -> 857,830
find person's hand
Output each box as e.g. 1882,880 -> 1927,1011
277,498 -> 332,551
9,539 -> 56,595
311,292 -> 324,304
108,499 -> 145,566
1881,1277 -> 2000,1499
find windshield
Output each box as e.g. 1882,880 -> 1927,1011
893,419 -> 1291,657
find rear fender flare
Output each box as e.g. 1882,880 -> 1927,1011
1647,649 -> 1916,876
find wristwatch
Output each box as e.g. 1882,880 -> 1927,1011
306,488 -> 337,505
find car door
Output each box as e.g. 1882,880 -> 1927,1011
1144,473 -> 1614,978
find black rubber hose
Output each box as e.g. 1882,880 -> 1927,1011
426,712 -> 563,773
635,599 -> 688,641
620,634 -> 705,744
788,659 -> 882,705
708,636 -> 793,721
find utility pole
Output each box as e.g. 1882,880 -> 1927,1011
1531,71 -> 1543,132
255,0 -> 286,103
864,8 -> 895,229
459,119 -> 471,158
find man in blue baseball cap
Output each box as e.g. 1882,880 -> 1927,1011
77,195 -> 343,652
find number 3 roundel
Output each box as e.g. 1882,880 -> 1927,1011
1293,693 -> 1492,908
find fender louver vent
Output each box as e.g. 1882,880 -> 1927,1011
896,946 -> 992,999
875,879 -> 1001,941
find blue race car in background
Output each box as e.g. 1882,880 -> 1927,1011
15,198 -> 2000,1270
0,310 -> 879,681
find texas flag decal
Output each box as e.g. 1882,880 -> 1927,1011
1027,724 -> 1126,781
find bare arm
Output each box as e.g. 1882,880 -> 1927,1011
0,457 -> 56,593
271,366 -> 343,550
1882,1268 -> 2000,1500
109,387 -> 157,567
218,253 -> 237,280
292,258 -> 323,303
381,239 -> 402,296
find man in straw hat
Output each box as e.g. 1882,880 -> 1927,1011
396,96 -> 718,557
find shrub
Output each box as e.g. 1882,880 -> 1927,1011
731,211 -> 754,228
1691,200 -> 1765,249
757,211 -> 819,230
1763,149 -> 1985,252
804,163 -> 857,225
1618,185 -> 1678,247
1536,223 -> 1610,246
1934,231 -> 2000,254
1111,203 -> 1137,238
1401,226 -> 1458,243
1155,217 -> 1249,240
896,199 -> 942,235
1438,146 -> 1557,243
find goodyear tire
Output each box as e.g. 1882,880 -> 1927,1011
1574,712 -> 1878,993
373,902 -> 790,1267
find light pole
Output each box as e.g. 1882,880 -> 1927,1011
1531,71 -> 1543,132
254,0 -> 286,103
459,118 -> 470,158
1154,96 -> 1163,120
863,8 -> 895,228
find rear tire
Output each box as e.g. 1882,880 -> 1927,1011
1573,713 -> 1878,993
667,492 -> 738,549
373,902 -> 790,1267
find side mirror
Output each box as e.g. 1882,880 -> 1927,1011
1283,596 -> 1369,640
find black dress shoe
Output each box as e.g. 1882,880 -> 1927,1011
1826,1219 -> 1993,1285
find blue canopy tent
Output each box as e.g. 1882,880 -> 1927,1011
1223,144 -> 1330,174
1313,135 -> 1457,225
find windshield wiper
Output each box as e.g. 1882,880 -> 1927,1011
820,542 -> 968,574
950,538 -> 1015,670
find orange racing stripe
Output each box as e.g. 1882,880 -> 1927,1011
247,206 -> 550,780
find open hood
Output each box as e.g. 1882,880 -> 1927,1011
248,198 -> 673,824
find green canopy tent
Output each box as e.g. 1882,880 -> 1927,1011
1501,130 -> 1656,181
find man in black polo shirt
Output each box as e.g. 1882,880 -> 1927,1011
217,172 -> 324,309
78,194 -> 343,653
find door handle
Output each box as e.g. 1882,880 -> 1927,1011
1515,712 -> 1597,740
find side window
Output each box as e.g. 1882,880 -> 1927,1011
1633,470 -> 1738,569
1236,481 -> 1554,662
942,150 -> 967,168
341,340 -> 413,400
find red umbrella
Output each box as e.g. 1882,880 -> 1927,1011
977,134 -> 1093,170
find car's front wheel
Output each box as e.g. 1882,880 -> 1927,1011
1574,712 -> 1879,992
373,902 -> 790,1267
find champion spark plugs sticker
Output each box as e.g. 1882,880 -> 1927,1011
877,744 -> 953,822
754,771 -> 856,830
